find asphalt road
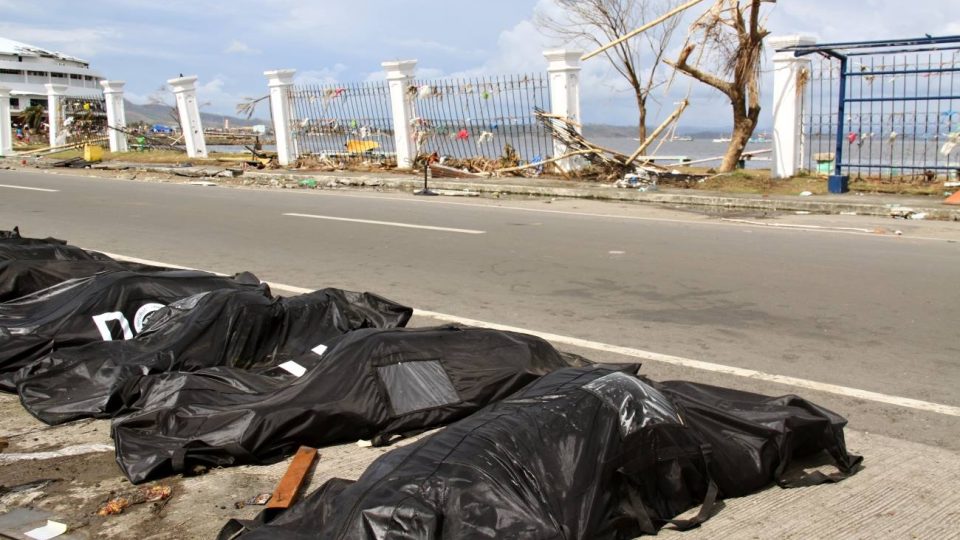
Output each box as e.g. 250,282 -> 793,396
2,168 -> 958,449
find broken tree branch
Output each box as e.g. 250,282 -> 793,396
625,99 -> 689,166
664,45 -> 732,95
489,149 -> 602,175
581,0 -> 707,61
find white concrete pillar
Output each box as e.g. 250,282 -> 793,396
544,50 -> 583,172
382,59 -> 417,170
0,87 -> 12,156
167,75 -> 207,158
45,83 -> 69,147
770,35 -> 816,178
264,69 -> 297,166
99,80 -> 128,153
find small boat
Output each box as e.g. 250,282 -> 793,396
670,135 -> 694,142
712,136 -> 732,143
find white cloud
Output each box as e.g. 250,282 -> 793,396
296,64 -> 349,86
388,38 -> 485,58
224,40 -> 260,55
193,76 -> 252,113
6,0 -> 957,126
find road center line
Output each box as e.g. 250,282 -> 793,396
0,183 -> 59,192
283,212 -> 485,234
97,251 -> 960,418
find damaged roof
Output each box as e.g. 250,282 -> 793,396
0,36 -> 88,65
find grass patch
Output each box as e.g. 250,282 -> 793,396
103,150 -> 249,165
665,168 -> 947,197
41,148 -> 252,166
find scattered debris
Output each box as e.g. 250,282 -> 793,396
799,191 -> 813,196
49,157 -> 91,169
246,493 -> 272,506
188,181 -> 217,187
910,212 -> 927,220
889,207 -> 917,219
534,107 -> 670,181
431,189 -> 481,197
614,171 -> 659,191
266,447 -> 318,510
97,485 -> 173,516
428,163 -> 484,179
298,178 -> 317,188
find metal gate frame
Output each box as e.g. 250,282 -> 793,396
784,35 -> 960,185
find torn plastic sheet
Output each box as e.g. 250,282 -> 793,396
0,270 -> 263,392
112,326 -> 582,484
224,366 -> 861,540
16,287 -> 413,424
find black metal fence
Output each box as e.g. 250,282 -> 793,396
410,73 -> 552,164
287,81 -> 395,161
59,94 -> 107,144
799,36 -> 960,180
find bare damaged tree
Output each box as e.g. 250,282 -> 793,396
148,85 -> 184,133
666,0 -> 770,172
537,0 -> 681,141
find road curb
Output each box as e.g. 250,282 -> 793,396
240,170 -> 960,220
5,159 -> 958,220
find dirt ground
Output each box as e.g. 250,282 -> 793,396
0,391 -> 413,539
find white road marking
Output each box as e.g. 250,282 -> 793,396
283,212 -> 486,234
0,183 -> 59,192
283,192 -> 955,242
97,251 -> 960,418
0,443 -> 114,464
99,253 -> 198,270
9,169 -> 954,242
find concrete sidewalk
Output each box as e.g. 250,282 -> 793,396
1,391 -> 958,539
5,157 -> 959,221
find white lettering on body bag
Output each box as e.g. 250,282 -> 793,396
91,303 -> 165,341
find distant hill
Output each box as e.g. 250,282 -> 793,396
124,100 -> 269,129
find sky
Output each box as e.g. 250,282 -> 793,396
3,0 -> 958,129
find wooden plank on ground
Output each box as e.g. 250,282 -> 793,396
266,446 -> 318,509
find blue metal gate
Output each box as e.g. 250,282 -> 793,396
788,36 -> 960,183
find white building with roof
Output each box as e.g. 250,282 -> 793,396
0,37 -> 104,117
